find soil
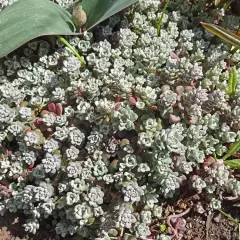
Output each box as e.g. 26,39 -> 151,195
183,213 -> 238,240
182,201 -> 240,240
0,213 -> 61,240
0,201 -> 239,240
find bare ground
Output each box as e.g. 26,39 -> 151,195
0,203 -> 239,240
0,213 -> 60,240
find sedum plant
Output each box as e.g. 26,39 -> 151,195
0,0 -> 240,239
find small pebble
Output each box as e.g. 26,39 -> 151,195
186,222 -> 192,229
214,215 -> 221,223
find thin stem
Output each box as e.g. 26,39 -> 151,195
120,228 -> 124,238
218,209 -> 239,225
57,35 -> 85,66
157,0 -> 169,37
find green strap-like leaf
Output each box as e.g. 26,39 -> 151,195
79,0 -> 138,30
0,0 -> 78,58
201,22 -> 240,48
223,140 -> 240,160
224,159 -> 240,168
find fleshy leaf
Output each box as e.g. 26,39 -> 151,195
224,159 -> 240,168
223,140 -> 240,160
79,0 -> 138,30
0,0 -> 77,58
201,22 -> 240,48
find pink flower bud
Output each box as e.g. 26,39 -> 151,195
114,103 -> 121,111
47,102 -> 56,113
36,118 -> 43,125
203,156 -> 215,167
189,117 -> 198,124
55,103 -> 63,116
129,96 -> 137,105
161,85 -> 170,92
170,114 -> 181,123
176,86 -> 184,96
170,51 -> 180,60
40,110 -> 49,117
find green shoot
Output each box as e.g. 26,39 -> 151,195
218,209 -> 239,225
223,139 -> 240,160
57,35 -> 86,66
227,67 -> 238,97
223,0 -> 234,10
218,209 -> 240,240
157,0 -> 169,37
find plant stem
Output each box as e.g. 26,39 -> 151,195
57,35 -> 85,66
157,0 -> 169,37
218,209 -> 239,225
120,228 -> 124,238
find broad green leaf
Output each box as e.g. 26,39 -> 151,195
157,0 -> 169,37
201,22 -> 240,48
0,0 -> 77,58
79,0 -> 138,30
224,159 -> 240,168
223,140 -> 240,160
227,67 -> 238,96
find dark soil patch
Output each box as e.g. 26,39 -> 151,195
183,202 -> 240,240
0,213 -> 61,240
183,213 -> 238,240
0,203 -> 239,240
